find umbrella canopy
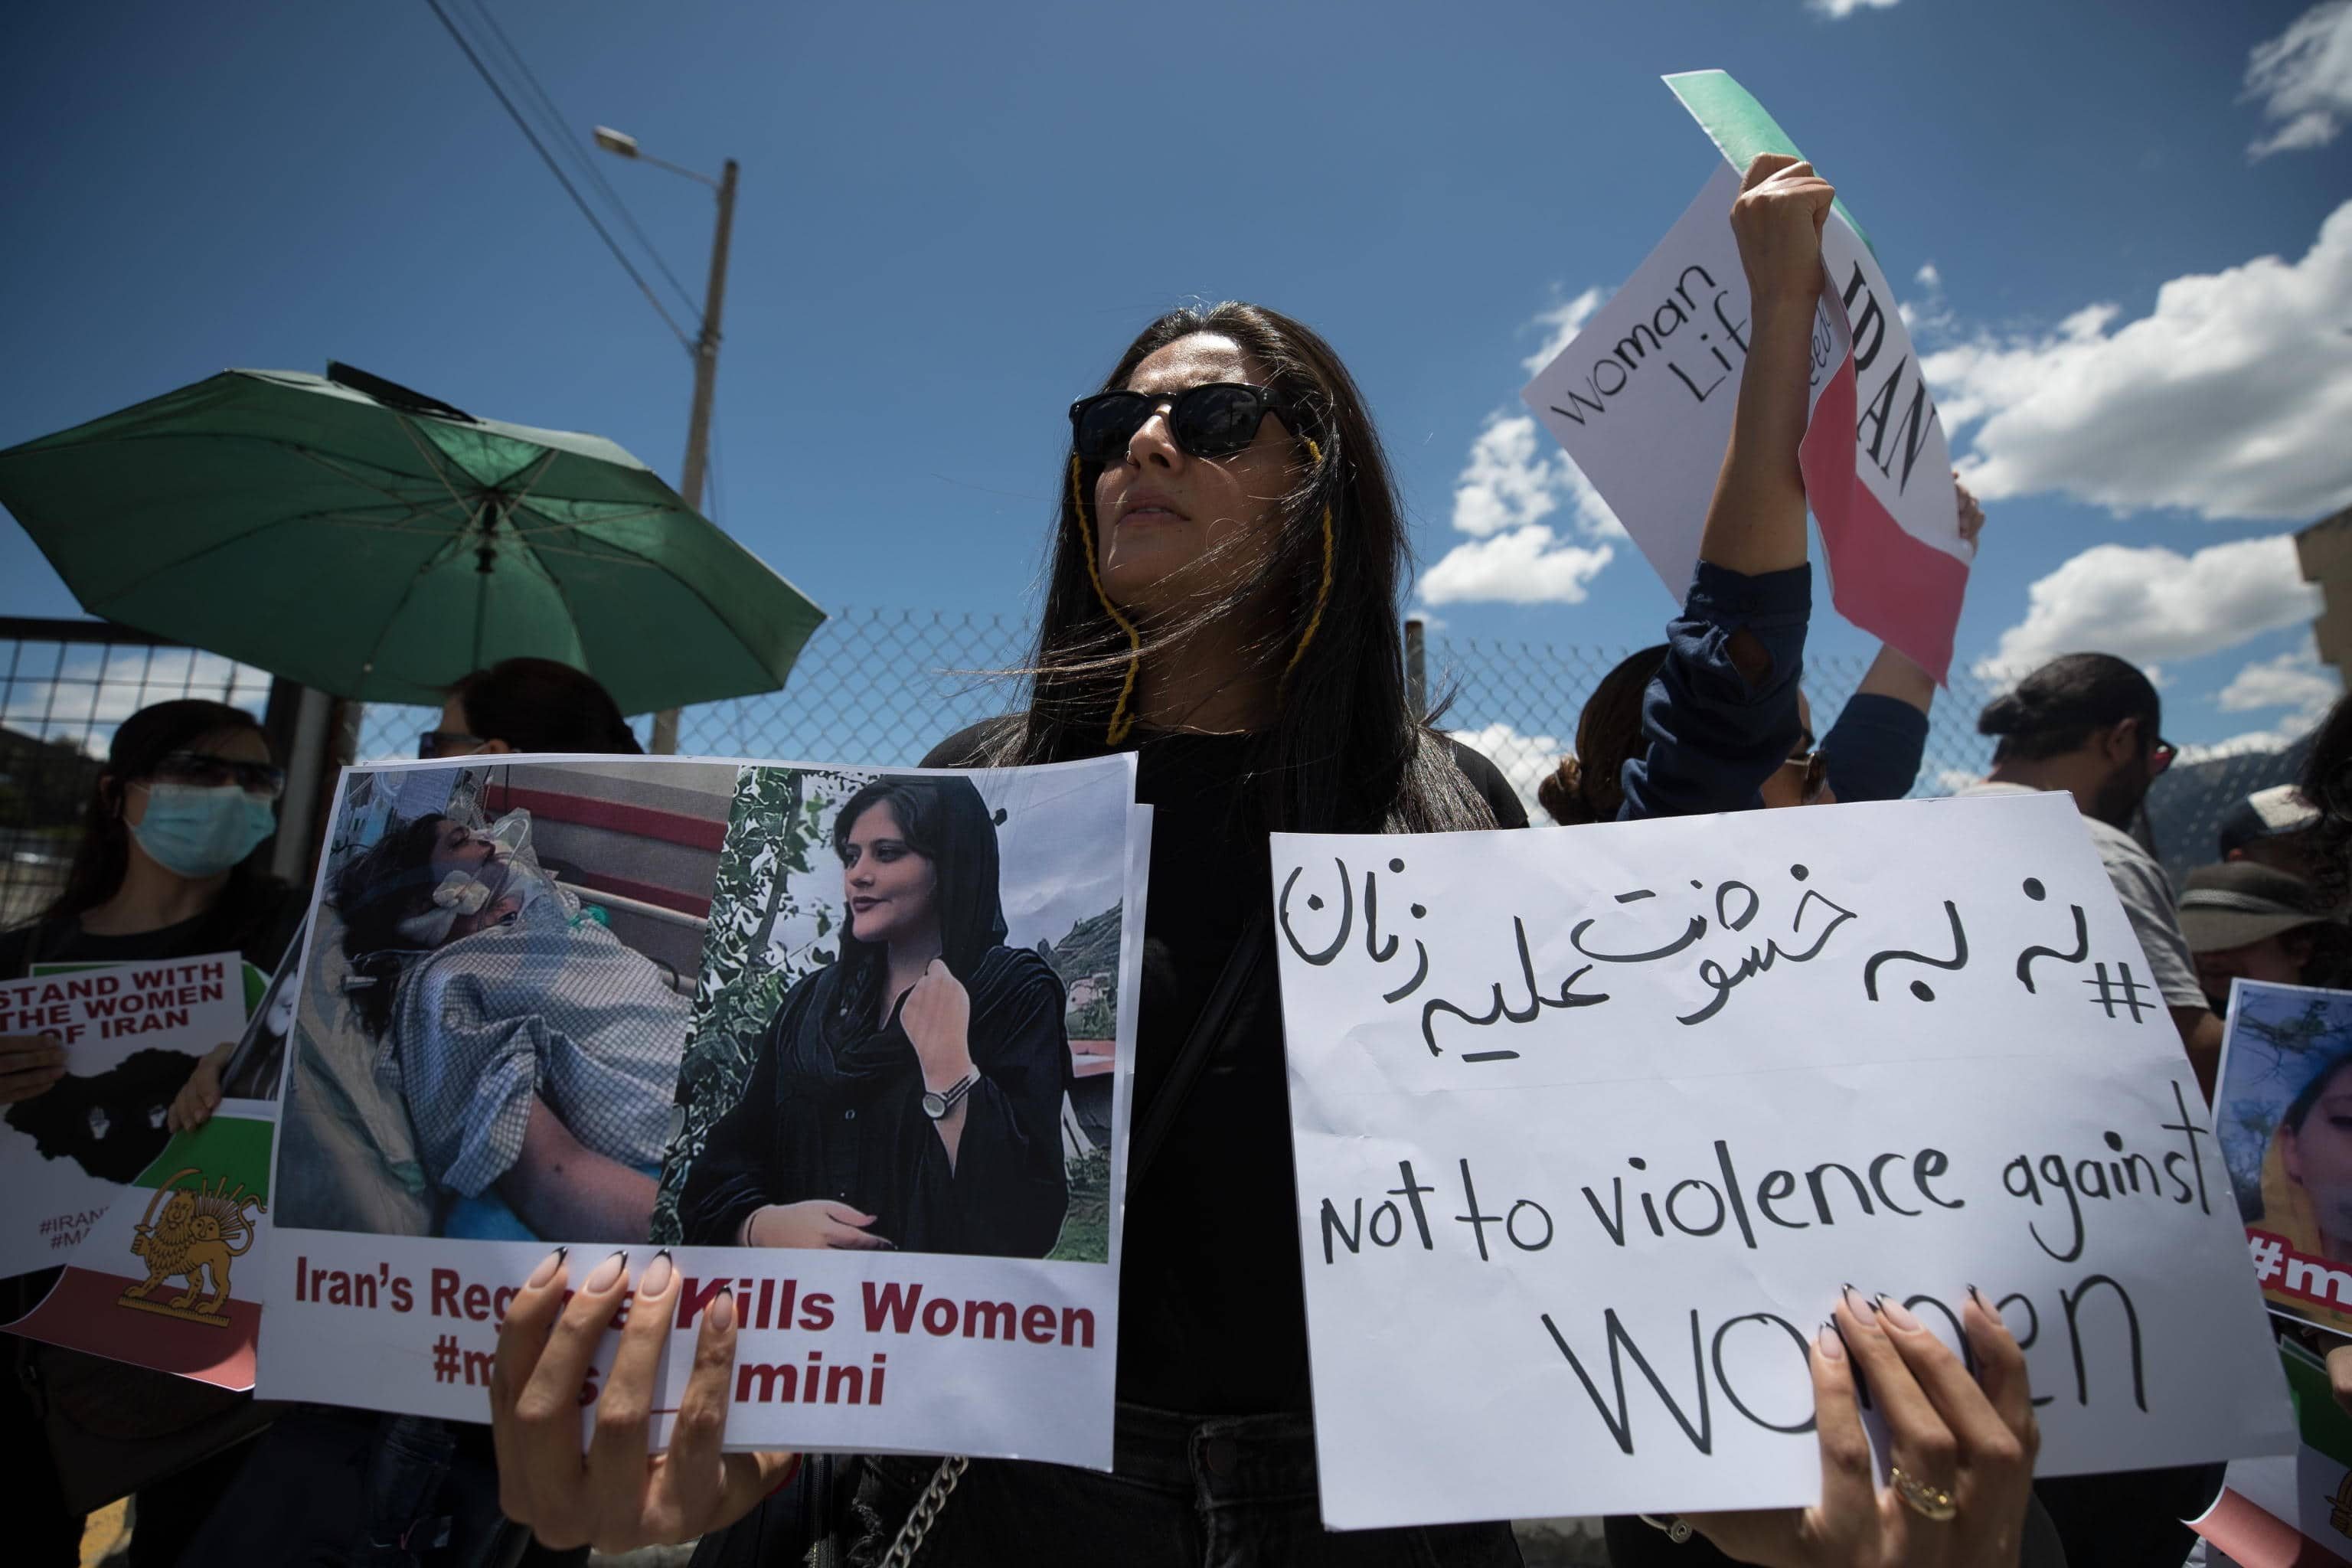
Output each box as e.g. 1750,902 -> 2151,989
0,364 -> 825,715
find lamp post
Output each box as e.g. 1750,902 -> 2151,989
596,126 -> 739,756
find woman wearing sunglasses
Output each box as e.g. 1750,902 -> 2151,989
491,155 -> 2042,1567
1,698 -> 305,1568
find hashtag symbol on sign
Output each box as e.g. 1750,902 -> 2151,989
2083,962 -> 2154,1024
433,1333 -> 462,1384
2250,1234 -> 2286,1284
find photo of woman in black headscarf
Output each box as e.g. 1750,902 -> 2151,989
678,775 -> 1073,1258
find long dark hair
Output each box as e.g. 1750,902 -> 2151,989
973,302 -> 1493,835
1978,653 -> 2161,765
824,776 -> 1008,1043
1539,644 -> 1670,825
335,813 -> 455,1038
449,658 -> 641,754
2301,694 -> 2352,906
37,699 -> 280,933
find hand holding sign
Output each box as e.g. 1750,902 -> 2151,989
492,1250 -> 799,1554
0,1032 -> 66,1104
1729,155 -> 1834,311
1689,1290 -> 2039,1568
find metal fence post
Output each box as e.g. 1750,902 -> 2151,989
268,681 -> 335,883
1404,618 -> 1426,721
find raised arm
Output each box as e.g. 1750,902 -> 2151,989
1617,155 -> 1836,822
1696,153 -> 1836,584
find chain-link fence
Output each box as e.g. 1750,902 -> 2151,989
3,610 -> 2318,921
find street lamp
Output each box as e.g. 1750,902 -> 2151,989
596,126 -> 740,755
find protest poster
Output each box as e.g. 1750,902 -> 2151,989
5,933 -> 302,1385
258,753 -> 1146,1469
1271,792 -> 2288,1529
2194,1340 -> 2352,1568
5,1102 -> 274,1387
0,952 -> 247,1280
1521,70 -> 1968,683
2213,977 -> 2352,1335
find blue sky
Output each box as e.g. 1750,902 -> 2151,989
4,0 -> 2348,756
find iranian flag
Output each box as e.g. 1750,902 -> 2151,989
5,1104 -> 273,1390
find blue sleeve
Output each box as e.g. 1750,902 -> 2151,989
1617,560 -> 1810,822
1821,691 -> 1931,803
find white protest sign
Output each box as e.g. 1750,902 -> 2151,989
1272,794 -> 2289,1529
0,953 -> 247,1280
1521,164 -> 1841,603
259,752 -> 1148,1469
1522,72 -> 1969,682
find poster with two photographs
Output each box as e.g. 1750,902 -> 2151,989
259,751 -> 1147,1467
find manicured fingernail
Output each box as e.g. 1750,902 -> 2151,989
1816,1321 -> 1845,1361
41,1031 -> 60,1045
527,1246 -> 567,1288
640,1250 -> 674,1295
583,1250 -> 626,1292
1876,1294 -> 1922,1332
1841,1282 -> 1876,1321
710,1289 -> 736,1331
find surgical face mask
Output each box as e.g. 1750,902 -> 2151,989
128,782 -> 276,879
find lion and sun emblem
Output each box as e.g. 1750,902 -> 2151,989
118,1168 -> 264,1326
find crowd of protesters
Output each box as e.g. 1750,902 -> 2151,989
2,150 -> 2342,1568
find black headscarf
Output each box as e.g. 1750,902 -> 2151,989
821,774 -> 1008,1065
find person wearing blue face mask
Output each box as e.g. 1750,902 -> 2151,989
2,698 -> 308,1568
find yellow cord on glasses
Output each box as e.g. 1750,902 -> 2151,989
1075,436 -> 1337,746
1072,454 -> 1145,745
1279,436 -> 1335,692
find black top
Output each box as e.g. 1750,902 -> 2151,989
679,945 -> 1073,1257
0,880 -> 307,982
923,723 -> 1528,1413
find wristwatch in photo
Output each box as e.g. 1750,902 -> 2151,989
922,1070 -> 980,1120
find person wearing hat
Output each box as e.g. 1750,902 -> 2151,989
2178,860 -> 2348,1014
2220,782 -> 2330,883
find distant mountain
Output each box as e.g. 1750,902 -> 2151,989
1037,906 -> 1120,985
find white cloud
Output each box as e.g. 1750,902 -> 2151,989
1421,525 -> 1615,606
1975,532 -> 2319,678
1922,201 -> 2352,521
2217,645 -> 2341,714
1448,720 -> 1566,813
2246,2 -> 2352,158
1425,299 -> 1633,606
1521,286 -> 1607,376
1449,413 -> 1622,540
1914,261 -> 1942,291
1808,0 -> 1900,15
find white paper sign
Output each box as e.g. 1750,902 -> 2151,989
1272,794 -> 2290,1529
0,953 -> 248,1279
1521,165 -> 1970,681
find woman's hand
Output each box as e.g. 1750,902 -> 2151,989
1955,473 -> 1986,551
2328,1341 -> 2352,1418
0,1033 -> 67,1104
902,958 -> 974,1089
1730,153 -> 1838,315
1687,1288 -> 2038,1567
492,1248 -> 799,1553
168,1040 -> 235,1132
743,1199 -> 893,1250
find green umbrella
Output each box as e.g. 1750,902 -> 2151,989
0,362 -> 825,715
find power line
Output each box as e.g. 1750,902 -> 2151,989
462,0 -> 704,319
420,0 -> 694,349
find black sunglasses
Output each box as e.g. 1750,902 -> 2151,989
148,750 -> 286,801
1068,382 -> 1302,466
